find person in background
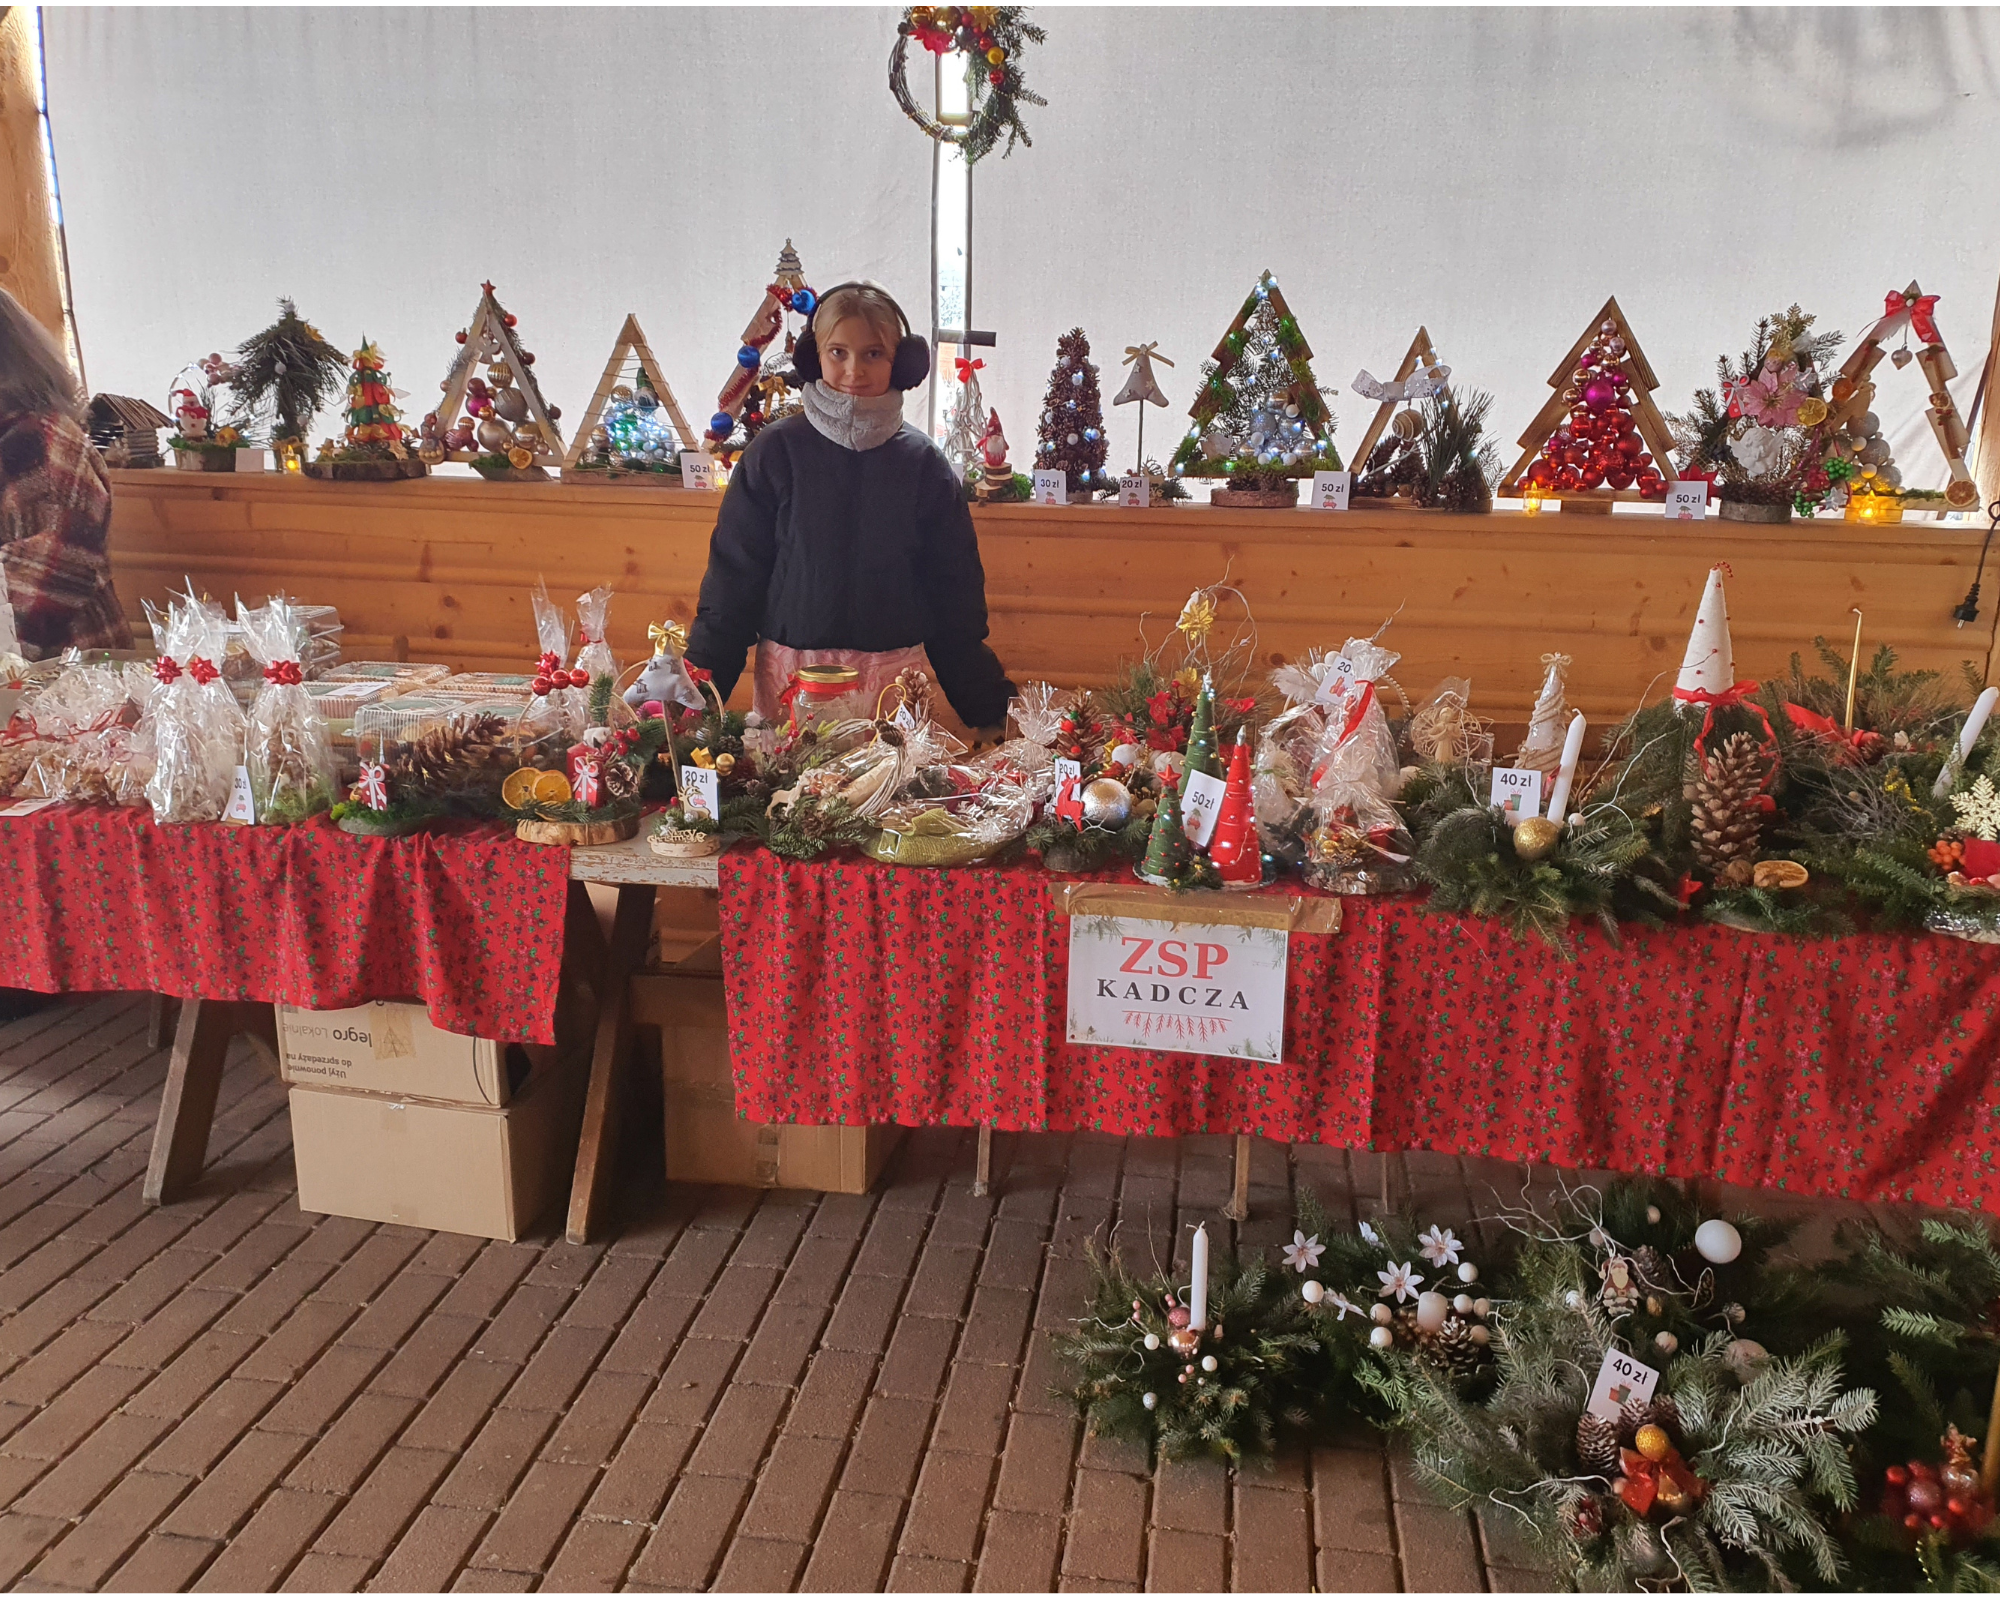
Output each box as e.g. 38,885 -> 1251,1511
686,280 -> 1012,737
0,287 -> 129,656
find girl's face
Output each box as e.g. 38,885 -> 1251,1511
817,316 -> 896,398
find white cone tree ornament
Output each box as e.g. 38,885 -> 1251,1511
1673,564 -> 1738,709
1516,652 -> 1572,770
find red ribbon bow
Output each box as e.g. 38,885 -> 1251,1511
187,657 -> 219,685
688,664 -> 713,685
1675,680 -> 1780,788
262,661 -> 303,686
1885,288 -> 1941,345
153,656 -> 182,685
954,356 -> 985,384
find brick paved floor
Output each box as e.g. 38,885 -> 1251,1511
0,993 -> 1899,1592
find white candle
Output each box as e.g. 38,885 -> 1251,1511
1545,711 -> 1588,825
1188,1223 -> 1209,1331
1935,687 -> 2000,797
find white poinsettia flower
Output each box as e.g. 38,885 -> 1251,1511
1376,1261 -> 1423,1302
1417,1225 -> 1462,1268
1282,1230 -> 1325,1273
1358,1221 -> 1380,1245
1329,1290 -> 1358,1321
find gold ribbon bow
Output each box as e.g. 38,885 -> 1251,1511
649,620 -> 688,658
1123,342 -> 1175,368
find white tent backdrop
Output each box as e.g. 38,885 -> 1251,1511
45,6 -> 2000,494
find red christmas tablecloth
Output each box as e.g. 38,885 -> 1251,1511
716,849 -> 2000,1209
0,807 -> 569,1042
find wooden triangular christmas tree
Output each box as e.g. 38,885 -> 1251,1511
1348,326 -> 1441,472
562,315 -> 696,484
425,283 -> 565,479
1169,271 -> 1341,506
1500,297 -> 1677,509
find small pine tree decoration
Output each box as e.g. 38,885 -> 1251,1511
341,342 -> 404,452
1034,329 -> 1110,497
1181,674 -> 1219,790
230,298 -> 346,450
1137,778 -> 1193,886
1169,271 -> 1341,503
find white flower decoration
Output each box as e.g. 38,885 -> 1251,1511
1358,1221 -> 1380,1245
1376,1261 -> 1423,1302
1732,422 -> 1784,479
1417,1225 -> 1462,1268
1326,1290 -> 1358,1320
1282,1230 -> 1325,1273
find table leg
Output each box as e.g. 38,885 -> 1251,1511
565,882 -> 656,1245
145,994 -> 179,1052
972,1123 -> 993,1197
144,999 -> 260,1205
1224,1133 -> 1251,1222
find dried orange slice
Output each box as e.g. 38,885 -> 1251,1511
501,766 -> 542,809
533,770 -> 573,805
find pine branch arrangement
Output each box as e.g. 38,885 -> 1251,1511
1415,388 -> 1498,513
1052,1243 -> 1322,1462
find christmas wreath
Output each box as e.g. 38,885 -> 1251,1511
889,6 -> 1046,164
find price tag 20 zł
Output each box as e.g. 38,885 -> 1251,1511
1489,765 -> 1543,823
1118,475 -> 1150,508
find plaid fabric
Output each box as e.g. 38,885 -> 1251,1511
0,410 -> 130,656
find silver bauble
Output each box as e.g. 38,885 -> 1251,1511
476,417 -> 513,453
1080,777 -> 1132,828
492,386 -> 529,423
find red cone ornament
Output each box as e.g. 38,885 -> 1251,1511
1208,729 -> 1262,886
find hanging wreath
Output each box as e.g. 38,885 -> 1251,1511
890,6 -> 1046,164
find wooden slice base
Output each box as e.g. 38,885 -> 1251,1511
305,458 -> 429,482
1716,498 -> 1793,524
1209,483 -> 1299,508
516,811 -> 643,846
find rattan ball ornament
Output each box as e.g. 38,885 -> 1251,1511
1390,409 -> 1422,440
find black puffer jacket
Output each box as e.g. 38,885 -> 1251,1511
685,415 -> 1014,728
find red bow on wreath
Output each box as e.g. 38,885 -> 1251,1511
187,657 -> 219,686
1884,287 -> 1942,345
262,661 -> 303,686
954,356 -> 985,385
153,656 -> 182,685
1784,702 -> 1884,762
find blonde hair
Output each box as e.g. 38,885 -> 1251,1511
0,288 -> 79,420
813,282 -> 906,351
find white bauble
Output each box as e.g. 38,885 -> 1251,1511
1142,1392 -> 1158,1410
1200,1355 -> 1218,1373
1693,1219 -> 1742,1264
1370,1303 -> 1393,1326
1143,1332 -> 1159,1350
1109,743 -> 1142,769
1654,1330 -> 1679,1355
1415,1291 -> 1450,1334
1453,1294 -> 1474,1315
1472,1298 -> 1491,1318
1469,1324 -> 1490,1346
1645,1205 -> 1661,1224
1369,1325 -> 1394,1349
1301,1280 -> 1326,1305
1457,1263 -> 1478,1284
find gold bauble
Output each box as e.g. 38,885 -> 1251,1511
1390,409 -> 1423,440
1794,396 -> 1829,427
506,445 -> 533,470
487,361 -> 513,386
1166,1325 -> 1201,1357
1512,817 -> 1563,861
1634,1424 -> 1671,1463
417,441 -> 445,465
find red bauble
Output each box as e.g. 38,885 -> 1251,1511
1636,470 -> 1665,499
1616,433 -> 1644,460
1580,466 -> 1606,489
1908,1478 -> 1946,1514
1562,445 -> 1587,468
455,330 -> 467,345
1555,465 -> 1582,491
1527,460 -> 1556,489
1606,468 -> 1636,490
503,312 -> 518,327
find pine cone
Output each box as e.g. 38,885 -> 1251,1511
385,713 -> 514,797
601,756 -> 639,802
1392,1305 -> 1420,1346
1684,732 -> 1770,872
1631,1245 -> 1670,1291
1417,1315 -> 1483,1378
1575,1411 -> 1621,1475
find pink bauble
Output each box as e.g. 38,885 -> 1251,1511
1582,377 -> 1617,412
444,425 -> 474,451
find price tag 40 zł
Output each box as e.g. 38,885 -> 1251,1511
1490,765 -> 1543,824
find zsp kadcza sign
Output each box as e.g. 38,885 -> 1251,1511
1065,914 -> 1287,1063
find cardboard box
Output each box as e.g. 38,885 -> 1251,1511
277,1001 -> 519,1107
289,1060 -> 586,1240
633,954 -> 899,1194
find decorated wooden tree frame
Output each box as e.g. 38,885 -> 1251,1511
1348,325 -> 1441,472
562,315 -> 696,486
704,239 -> 816,467
1826,281 -> 1979,511
1169,271 -> 1342,507
422,284 -> 565,481
1500,296 -> 1678,510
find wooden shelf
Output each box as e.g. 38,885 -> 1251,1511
107,468 -> 1995,728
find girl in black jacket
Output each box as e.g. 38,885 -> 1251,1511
685,282 -> 1014,734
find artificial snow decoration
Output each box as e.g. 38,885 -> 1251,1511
1951,774 -> 2000,841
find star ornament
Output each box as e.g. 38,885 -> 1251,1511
1952,774 -> 2000,842
1417,1225 -> 1462,1268
1282,1230 -> 1325,1273
1376,1261 -> 1423,1302
1176,590 -> 1216,646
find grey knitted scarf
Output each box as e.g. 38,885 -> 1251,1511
801,381 -> 906,452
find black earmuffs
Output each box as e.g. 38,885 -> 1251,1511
793,282 -> 932,392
